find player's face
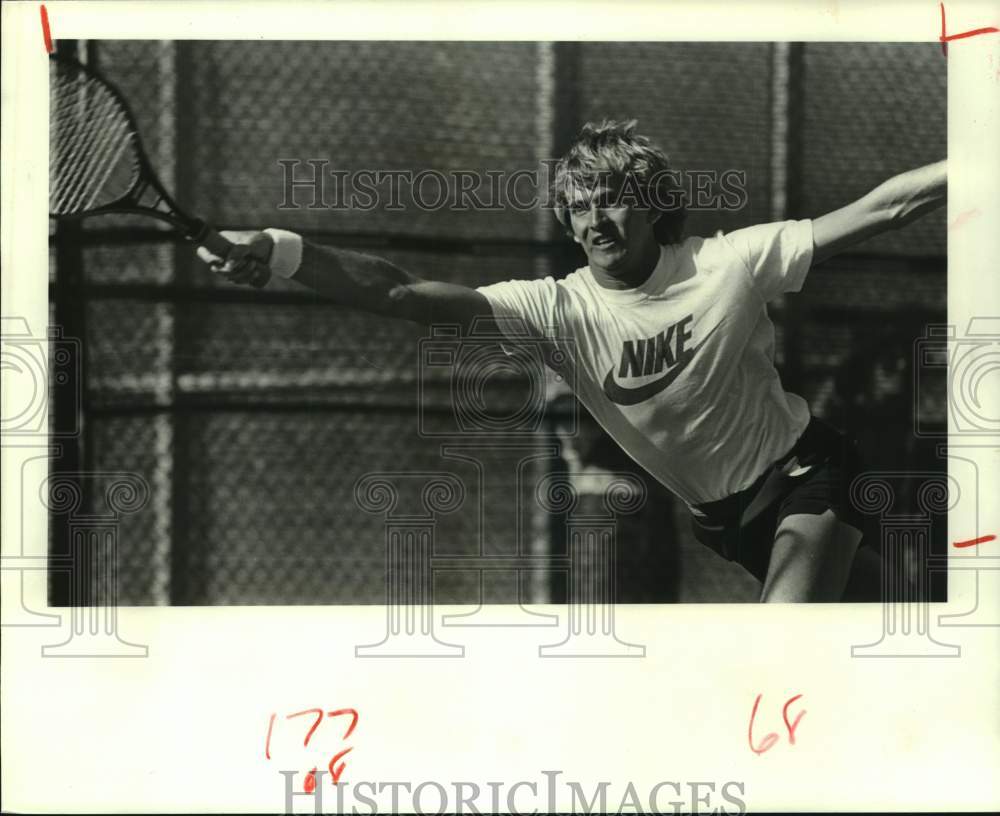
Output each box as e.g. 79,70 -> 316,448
566,180 -> 660,285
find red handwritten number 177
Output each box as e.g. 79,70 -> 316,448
265,707 -> 359,792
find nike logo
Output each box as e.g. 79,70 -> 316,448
602,322 -> 717,406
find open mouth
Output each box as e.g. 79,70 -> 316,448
592,235 -> 617,248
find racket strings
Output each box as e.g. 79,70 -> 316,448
49,91 -> 120,181
51,88 -> 124,210
51,79 -> 136,212
50,79 -> 108,206
51,74 -> 134,207
50,81 -> 123,211
50,66 -> 141,215
77,98 -> 133,210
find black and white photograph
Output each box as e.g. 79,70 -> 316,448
45,38 -> 947,607
2,2 -> 998,814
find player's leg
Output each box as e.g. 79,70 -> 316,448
760,510 -> 863,602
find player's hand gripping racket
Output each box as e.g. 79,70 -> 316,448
48,54 -> 271,287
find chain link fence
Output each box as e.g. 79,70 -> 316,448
49,40 -> 946,605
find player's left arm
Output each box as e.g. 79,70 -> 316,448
811,160 -> 946,265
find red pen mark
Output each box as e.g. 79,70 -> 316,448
940,2 -> 999,57
749,693 -> 805,754
747,694 -> 780,755
40,4 -> 53,54
328,747 -> 353,784
782,694 -> 807,745
266,706 -> 360,792
286,707 -> 325,746
328,708 -> 359,739
948,208 -> 980,231
265,712 -> 276,760
954,534 -> 996,548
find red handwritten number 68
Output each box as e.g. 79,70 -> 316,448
748,693 -> 806,755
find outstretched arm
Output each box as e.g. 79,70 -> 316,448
811,160 -> 946,265
197,231 -> 494,332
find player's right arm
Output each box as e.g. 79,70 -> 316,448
293,240 -> 495,330
198,231 -> 495,332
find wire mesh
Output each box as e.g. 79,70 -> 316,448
176,41 -> 545,242
801,43 -> 947,257
577,42 -> 775,238
51,40 -> 947,605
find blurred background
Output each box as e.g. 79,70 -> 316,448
48,40 -> 947,606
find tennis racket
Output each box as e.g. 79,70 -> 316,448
48,54 -> 270,288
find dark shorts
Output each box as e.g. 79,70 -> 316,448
689,416 -> 865,583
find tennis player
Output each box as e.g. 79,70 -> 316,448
199,120 -> 946,602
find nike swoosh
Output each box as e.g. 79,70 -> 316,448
602,325 -> 718,406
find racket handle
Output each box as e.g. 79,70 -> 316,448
192,223 -> 272,289
197,225 -> 236,260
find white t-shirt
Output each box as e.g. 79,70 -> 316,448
476,219 -> 815,506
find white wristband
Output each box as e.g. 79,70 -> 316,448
263,228 -> 303,279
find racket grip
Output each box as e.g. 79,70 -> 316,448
197,226 -> 236,260
194,224 -> 272,289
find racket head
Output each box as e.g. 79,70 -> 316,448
48,55 -> 153,219
48,55 -> 259,285
48,56 -> 224,241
